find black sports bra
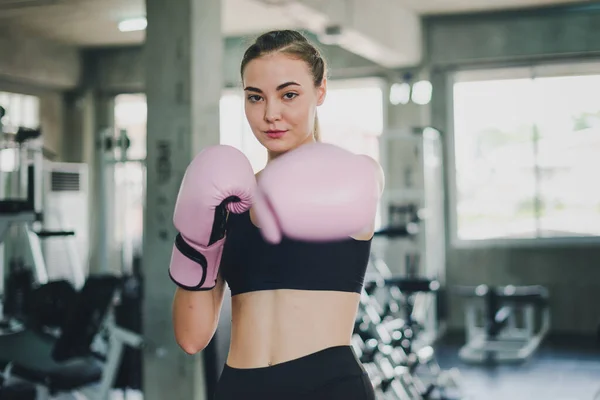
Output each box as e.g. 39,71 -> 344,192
220,211 -> 372,296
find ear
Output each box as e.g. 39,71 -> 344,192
316,78 -> 327,106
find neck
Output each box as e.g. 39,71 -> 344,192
266,134 -> 316,164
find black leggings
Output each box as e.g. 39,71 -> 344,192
213,345 -> 375,400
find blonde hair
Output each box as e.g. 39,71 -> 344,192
313,114 -> 321,142
240,30 -> 327,142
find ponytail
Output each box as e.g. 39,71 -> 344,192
313,114 -> 321,142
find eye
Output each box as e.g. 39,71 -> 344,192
283,92 -> 298,100
247,95 -> 262,103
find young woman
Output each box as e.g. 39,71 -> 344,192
169,30 -> 384,399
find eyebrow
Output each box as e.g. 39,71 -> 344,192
243,81 -> 301,93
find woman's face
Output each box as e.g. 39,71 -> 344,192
242,52 -> 326,158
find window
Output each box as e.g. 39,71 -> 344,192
0,91 -> 39,130
219,91 -> 267,172
113,94 -> 147,264
318,78 -> 384,160
0,91 -> 40,172
113,93 -> 147,161
450,63 -> 600,245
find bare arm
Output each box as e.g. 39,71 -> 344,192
351,155 -> 385,241
172,273 -> 227,354
365,155 -> 385,195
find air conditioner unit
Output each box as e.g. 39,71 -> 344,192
41,161 -> 89,287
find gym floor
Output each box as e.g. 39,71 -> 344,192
436,333 -> 600,400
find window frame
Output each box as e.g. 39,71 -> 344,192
0,91 -> 40,130
447,60 -> 600,248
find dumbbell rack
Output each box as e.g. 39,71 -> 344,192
354,262 -> 464,400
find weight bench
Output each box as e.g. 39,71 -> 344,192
0,274 -> 143,399
456,284 -> 550,364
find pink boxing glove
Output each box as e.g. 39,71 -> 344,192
253,142 -> 382,244
169,145 -> 255,290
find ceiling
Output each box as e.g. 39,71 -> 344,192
0,0 -> 591,47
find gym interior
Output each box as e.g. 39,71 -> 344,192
1,0 -> 600,399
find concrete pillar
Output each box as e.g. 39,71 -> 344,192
143,0 -> 222,398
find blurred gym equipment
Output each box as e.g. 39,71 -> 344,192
0,104 -> 88,291
354,256 -> 464,400
0,274 -> 143,400
0,108 -> 144,400
456,284 -> 550,364
96,126 -> 146,396
353,126 -> 460,399
0,112 -> 49,287
374,126 -> 447,344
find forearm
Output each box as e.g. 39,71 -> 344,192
172,274 -> 226,354
168,145 -> 254,354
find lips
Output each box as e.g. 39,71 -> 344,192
265,130 -> 287,139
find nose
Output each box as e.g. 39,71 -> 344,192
264,100 -> 282,123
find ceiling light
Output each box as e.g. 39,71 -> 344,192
411,80 -> 432,105
389,82 -> 411,106
119,17 -> 147,32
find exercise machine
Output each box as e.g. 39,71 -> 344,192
0,108 -> 144,399
456,284 -> 550,364
0,114 -> 48,288
0,274 -> 144,400
1,105 -> 87,292
1,108 -> 86,326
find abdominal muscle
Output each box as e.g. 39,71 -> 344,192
226,289 -> 361,368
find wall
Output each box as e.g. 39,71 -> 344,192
85,33 -> 387,94
427,5 -> 600,67
0,27 -> 81,91
0,28 -> 81,90
425,5 -> 600,335
0,27 -> 81,161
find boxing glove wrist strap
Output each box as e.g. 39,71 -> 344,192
169,233 -> 225,291
174,233 -> 206,266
